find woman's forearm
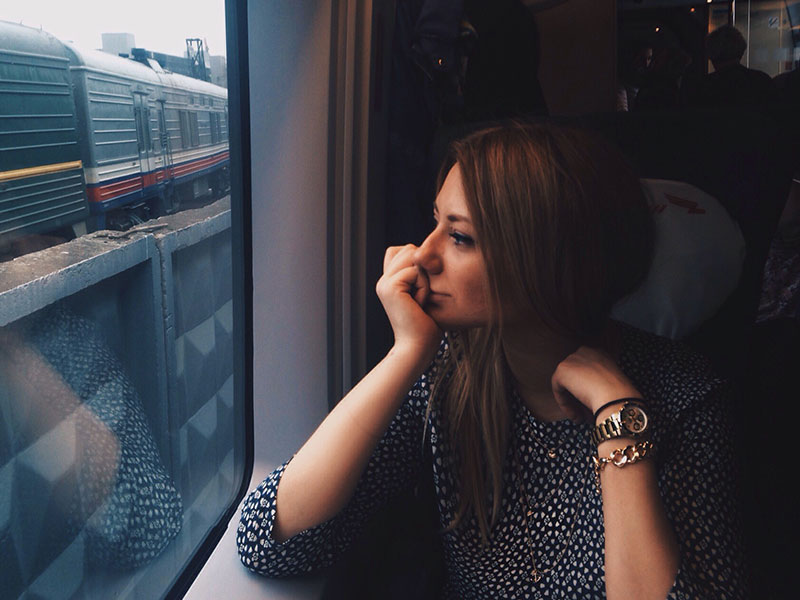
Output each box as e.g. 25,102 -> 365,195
597,434 -> 680,600
549,347 -> 680,598
272,342 -> 434,542
0,337 -> 121,515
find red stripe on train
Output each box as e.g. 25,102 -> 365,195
87,177 -> 143,203
86,152 -> 229,203
168,152 -> 229,178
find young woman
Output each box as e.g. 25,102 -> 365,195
237,122 -> 746,599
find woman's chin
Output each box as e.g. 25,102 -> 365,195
423,304 -> 453,328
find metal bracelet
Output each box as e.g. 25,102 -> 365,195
592,440 -> 654,491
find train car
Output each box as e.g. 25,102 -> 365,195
64,43 -> 229,230
0,20 -> 229,240
0,21 -> 89,243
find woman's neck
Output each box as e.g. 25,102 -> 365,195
502,320 -> 621,422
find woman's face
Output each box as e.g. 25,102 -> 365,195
413,165 -> 492,330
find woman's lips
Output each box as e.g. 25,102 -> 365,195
424,291 -> 448,307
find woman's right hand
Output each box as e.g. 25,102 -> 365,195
376,244 -> 442,356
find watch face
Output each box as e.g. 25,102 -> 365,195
621,405 -> 648,434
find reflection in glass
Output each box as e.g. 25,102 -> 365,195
0,305 -> 182,589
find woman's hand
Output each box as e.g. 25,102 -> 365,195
550,346 -> 642,422
376,244 -> 442,356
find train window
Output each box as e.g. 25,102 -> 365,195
189,111 -> 200,147
0,1 -> 250,599
179,110 -> 191,149
726,0 -> 798,77
209,112 -> 220,145
178,110 -> 200,149
133,100 -> 150,154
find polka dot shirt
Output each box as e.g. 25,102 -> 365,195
237,323 -> 747,599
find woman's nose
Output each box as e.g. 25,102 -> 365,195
413,232 -> 443,274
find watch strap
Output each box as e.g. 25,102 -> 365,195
592,413 -> 623,444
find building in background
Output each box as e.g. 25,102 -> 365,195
101,32 -> 135,57
209,55 -> 227,88
99,32 -> 224,87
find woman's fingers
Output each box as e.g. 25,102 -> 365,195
412,268 -> 430,306
380,244 -> 431,307
383,244 -> 418,275
380,265 -> 429,304
376,248 -> 441,353
383,246 -> 402,272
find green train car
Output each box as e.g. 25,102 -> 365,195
0,21 -> 89,245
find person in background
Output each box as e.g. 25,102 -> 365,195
692,24 -> 775,108
616,39 -> 653,111
634,45 -> 693,111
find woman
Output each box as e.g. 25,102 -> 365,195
237,122 -> 745,599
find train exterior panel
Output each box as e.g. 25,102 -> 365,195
0,22 -> 89,242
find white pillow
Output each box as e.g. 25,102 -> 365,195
611,178 -> 745,339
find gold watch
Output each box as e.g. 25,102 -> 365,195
592,401 -> 649,445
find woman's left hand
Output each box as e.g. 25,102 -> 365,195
551,346 -> 642,422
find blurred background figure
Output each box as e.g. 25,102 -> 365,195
692,24 -> 775,109
635,45 -> 693,111
616,39 -> 653,111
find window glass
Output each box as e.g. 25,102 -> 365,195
210,112 -> 220,144
178,109 -> 189,149
189,111 -> 200,147
0,1 -> 242,598
731,0 -> 799,77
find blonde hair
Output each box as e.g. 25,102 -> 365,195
428,121 -> 654,542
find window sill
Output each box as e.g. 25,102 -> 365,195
184,461 -> 327,600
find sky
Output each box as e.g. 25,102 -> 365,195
2,0 -> 227,58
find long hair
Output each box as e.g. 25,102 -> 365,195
428,121 -> 654,543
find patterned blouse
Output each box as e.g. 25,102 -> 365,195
237,323 -> 747,599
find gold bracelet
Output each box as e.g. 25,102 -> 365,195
592,440 -> 654,491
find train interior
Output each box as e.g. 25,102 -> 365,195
1,0 -> 799,598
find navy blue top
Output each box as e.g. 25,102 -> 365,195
237,324 -> 747,599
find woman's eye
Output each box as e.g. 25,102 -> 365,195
450,231 -> 474,246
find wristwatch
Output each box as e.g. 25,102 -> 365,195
592,401 -> 650,444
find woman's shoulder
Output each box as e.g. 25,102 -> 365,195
614,320 -> 730,419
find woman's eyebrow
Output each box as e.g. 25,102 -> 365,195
433,202 -> 471,224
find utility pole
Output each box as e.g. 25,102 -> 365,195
185,38 -> 209,81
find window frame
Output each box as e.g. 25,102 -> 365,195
164,0 -> 253,595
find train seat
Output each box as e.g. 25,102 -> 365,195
567,109 -> 793,381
